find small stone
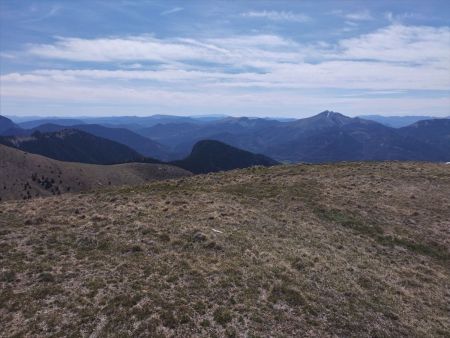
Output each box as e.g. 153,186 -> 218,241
192,232 -> 207,242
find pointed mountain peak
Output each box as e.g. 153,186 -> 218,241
317,110 -> 347,119
309,111 -> 352,126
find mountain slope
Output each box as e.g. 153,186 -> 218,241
5,112 -> 449,163
0,115 -> 25,136
0,162 -> 448,336
140,111 -> 450,163
0,129 -> 152,165
399,119 -> 450,159
358,115 -> 439,128
33,123 -> 168,160
171,140 -> 279,174
263,112 -> 446,162
18,118 -> 86,129
0,116 -> 17,133
80,115 -> 209,129
137,117 -> 284,159
0,144 -> 191,201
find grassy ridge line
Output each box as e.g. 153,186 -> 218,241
0,144 -> 191,201
0,162 -> 449,337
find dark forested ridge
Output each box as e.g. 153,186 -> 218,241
171,140 -> 279,174
0,129 -> 155,165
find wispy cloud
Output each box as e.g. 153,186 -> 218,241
160,7 -> 183,16
2,25 -> 449,116
335,25 -> 450,64
23,4 -> 61,23
241,10 -> 310,22
332,9 -> 373,22
2,81 -> 448,117
345,10 -> 373,21
384,12 -> 428,23
26,34 -> 301,64
24,25 -> 450,68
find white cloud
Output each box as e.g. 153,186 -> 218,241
160,7 -> 183,16
385,12 -> 427,23
344,21 -> 359,27
26,34 -> 304,67
2,24 -> 449,116
25,25 -> 449,68
27,36 -> 213,62
2,82 -> 448,117
344,10 -> 373,21
335,25 -> 450,64
331,9 -> 373,21
241,10 -> 310,22
2,55 -> 448,92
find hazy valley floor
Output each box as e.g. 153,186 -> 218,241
0,162 -> 449,337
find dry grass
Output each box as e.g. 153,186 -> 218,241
0,144 -> 191,201
0,162 -> 449,337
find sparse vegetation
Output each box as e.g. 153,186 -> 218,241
0,161 -> 449,337
0,144 -> 191,201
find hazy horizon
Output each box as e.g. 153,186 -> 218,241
3,111 -> 449,123
1,0 -> 449,117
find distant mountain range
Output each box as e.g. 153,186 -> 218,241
171,140 -> 279,174
31,123 -> 168,160
134,111 -> 450,162
0,129 -> 154,165
0,124 -> 279,174
8,113 -> 445,129
357,115 -> 445,128
7,114 -> 291,128
1,116 -> 169,160
2,111 -> 449,164
256,112 -> 449,162
19,118 -> 86,129
398,119 -> 450,156
135,116 -> 288,159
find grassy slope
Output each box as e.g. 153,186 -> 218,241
0,144 -> 191,201
0,162 -> 449,337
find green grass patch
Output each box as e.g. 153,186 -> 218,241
314,207 -> 383,236
269,284 -> 306,307
377,235 -> 450,263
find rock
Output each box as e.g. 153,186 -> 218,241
192,232 -> 207,242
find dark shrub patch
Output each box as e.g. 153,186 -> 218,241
213,307 -> 233,326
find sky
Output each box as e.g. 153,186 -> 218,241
0,0 -> 449,118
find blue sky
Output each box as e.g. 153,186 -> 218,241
0,0 -> 449,117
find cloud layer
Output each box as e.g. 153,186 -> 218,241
1,24 -> 449,116
240,10 -> 311,22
